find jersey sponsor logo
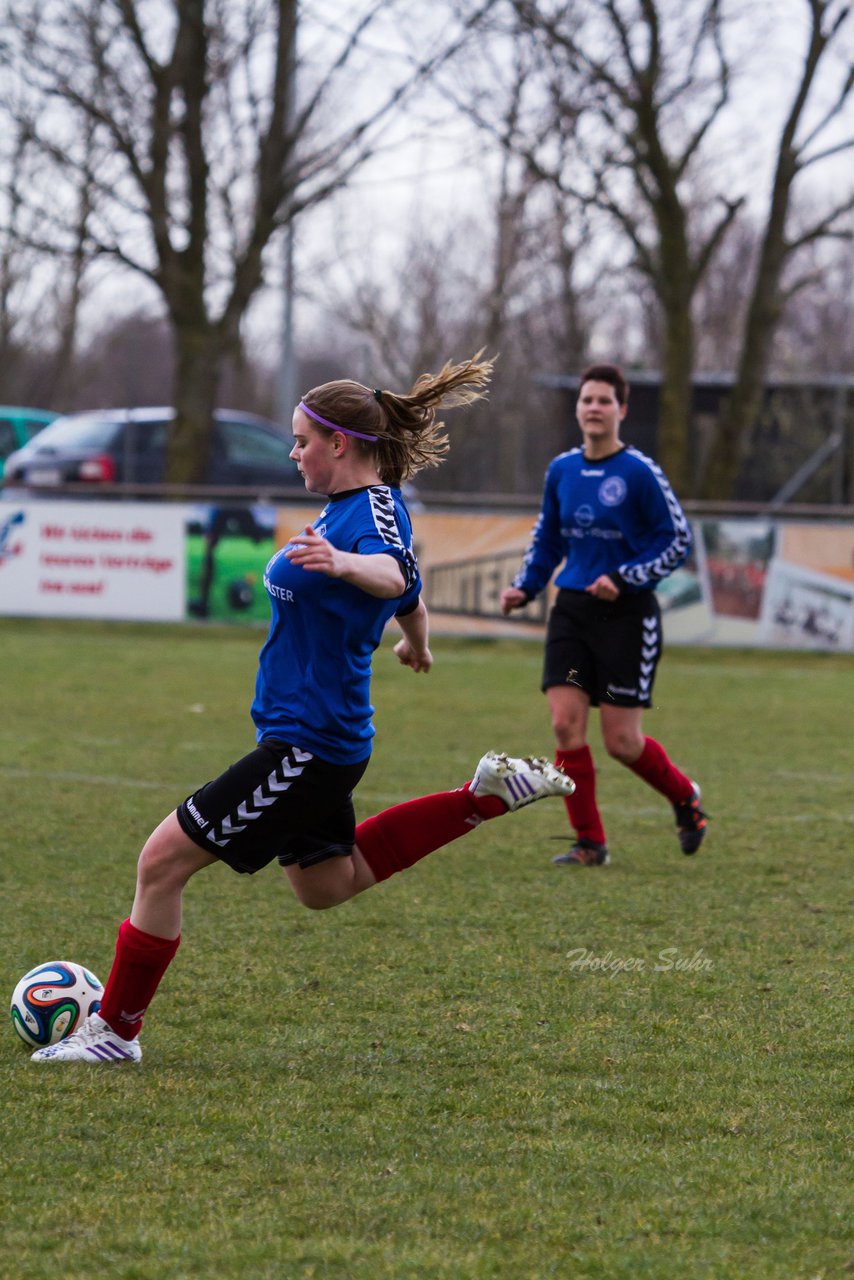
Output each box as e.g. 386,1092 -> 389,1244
599,476 -> 627,507
574,504 -> 595,527
263,574 -> 294,602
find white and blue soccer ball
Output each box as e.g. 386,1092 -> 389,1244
10,960 -> 104,1047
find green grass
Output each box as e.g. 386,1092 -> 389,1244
0,618 -> 852,1280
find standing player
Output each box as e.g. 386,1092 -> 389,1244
33,354 -> 575,1064
500,363 -> 707,867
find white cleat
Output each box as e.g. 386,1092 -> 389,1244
31,1013 -> 141,1064
470,750 -> 576,811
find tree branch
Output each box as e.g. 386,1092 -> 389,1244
800,135 -> 854,168
691,195 -> 746,288
785,194 -> 854,253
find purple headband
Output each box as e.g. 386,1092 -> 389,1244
297,401 -> 379,442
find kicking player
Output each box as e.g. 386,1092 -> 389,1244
33,354 -> 575,1064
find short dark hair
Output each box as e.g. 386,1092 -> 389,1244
578,363 -> 629,406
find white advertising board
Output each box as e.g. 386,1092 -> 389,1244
758,558 -> 854,651
0,501 -> 186,621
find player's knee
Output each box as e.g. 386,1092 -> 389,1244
603,730 -> 642,763
552,717 -> 584,749
136,833 -> 193,894
282,851 -> 358,910
289,881 -> 343,911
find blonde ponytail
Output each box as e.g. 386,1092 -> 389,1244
300,352 -> 495,486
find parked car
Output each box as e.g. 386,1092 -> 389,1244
0,407 -> 59,480
2,407 -> 303,493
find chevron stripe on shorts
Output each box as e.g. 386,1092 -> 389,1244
206,745 -> 313,848
637,612 -> 661,703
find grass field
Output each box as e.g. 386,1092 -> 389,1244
0,617 -> 851,1280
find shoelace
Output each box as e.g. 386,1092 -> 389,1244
60,1015 -> 103,1046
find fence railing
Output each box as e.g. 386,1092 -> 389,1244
3,479 -> 854,520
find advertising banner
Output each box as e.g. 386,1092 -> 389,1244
2,498 -> 852,652
758,559 -> 854,650
0,501 -> 185,621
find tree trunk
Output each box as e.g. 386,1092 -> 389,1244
699,284 -> 782,499
167,327 -> 225,484
651,187 -> 696,494
657,306 -> 695,494
700,162 -> 793,499
699,1 -> 841,499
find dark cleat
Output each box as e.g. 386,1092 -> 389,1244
552,839 -> 610,867
673,782 -> 708,855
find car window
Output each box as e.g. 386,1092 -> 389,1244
0,420 -> 18,457
29,414 -> 122,450
127,420 -> 169,455
220,420 -> 293,467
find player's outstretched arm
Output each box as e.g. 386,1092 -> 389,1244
393,598 -> 432,673
285,526 -> 406,599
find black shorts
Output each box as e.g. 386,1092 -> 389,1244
176,739 -> 369,876
542,588 -> 662,708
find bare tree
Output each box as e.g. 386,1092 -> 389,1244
701,0 -> 854,497
0,49 -> 95,409
500,0 -> 744,492
306,169 -> 591,497
776,232 -> 854,374
0,0 -> 489,480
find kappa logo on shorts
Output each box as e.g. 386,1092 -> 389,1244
206,746 -> 314,847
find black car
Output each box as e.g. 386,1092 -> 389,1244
2,407 -> 303,493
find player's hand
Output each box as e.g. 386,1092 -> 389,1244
393,638 -> 433,673
500,587 -> 528,615
284,526 -> 341,577
585,574 -> 620,601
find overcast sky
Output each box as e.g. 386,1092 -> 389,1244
74,0 -> 854,376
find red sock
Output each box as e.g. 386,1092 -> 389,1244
98,918 -> 181,1041
355,785 -> 506,883
626,737 -> 693,804
556,747 -> 607,845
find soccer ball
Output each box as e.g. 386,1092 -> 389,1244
10,960 -> 104,1047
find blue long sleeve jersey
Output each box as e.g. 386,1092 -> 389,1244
513,446 -> 692,599
251,485 -> 421,765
